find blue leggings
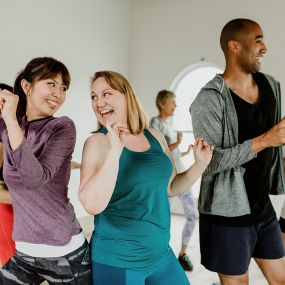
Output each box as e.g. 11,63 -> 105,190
92,253 -> 190,285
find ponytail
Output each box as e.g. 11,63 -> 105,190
13,71 -> 27,119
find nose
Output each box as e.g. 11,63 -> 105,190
96,96 -> 106,107
51,86 -> 60,97
52,86 -> 65,99
261,42 -> 268,53
52,90 -> 60,98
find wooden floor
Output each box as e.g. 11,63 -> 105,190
78,214 -> 269,285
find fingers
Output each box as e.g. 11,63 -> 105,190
106,122 -> 116,133
0,91 -> 8,114
203,141 -> 214,152
193,137 -> 204,147
115,123 -> 130,134
106,122 -> 130,136
193,138 -> 214,152
0,89 -> 18,108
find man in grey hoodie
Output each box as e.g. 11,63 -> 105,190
190,18 -> 285,285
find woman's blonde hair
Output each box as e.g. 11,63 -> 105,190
91,71 -> 149,134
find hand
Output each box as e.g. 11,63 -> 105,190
186,144 -> 193,154
0,89 -> 19,123
262,117 -> 285,147
177,131 -> 183,144
106,122 -> 130,153
193,138 -> 214,170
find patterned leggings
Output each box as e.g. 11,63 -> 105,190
170,188 -> 197,246
0,240 -> 92,284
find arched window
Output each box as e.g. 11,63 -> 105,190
171,62 -> 223,197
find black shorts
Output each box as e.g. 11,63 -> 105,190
279,216 -> 285,233
200,215 -> 285,275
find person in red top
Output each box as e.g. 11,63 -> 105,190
0,83 -> 15,267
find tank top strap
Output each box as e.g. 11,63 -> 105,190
96,127 -> 108,134
96,127 -> 163,153
143,128 -> 163,152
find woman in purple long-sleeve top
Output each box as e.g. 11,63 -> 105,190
0,57 -> 91,284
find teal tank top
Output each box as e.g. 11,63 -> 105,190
91,128 -> 173,269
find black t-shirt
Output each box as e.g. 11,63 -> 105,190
202,72 -> 276,226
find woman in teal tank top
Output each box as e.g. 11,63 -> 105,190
79,71 -> 213,285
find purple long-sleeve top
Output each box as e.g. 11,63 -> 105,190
0,116 -> 81,246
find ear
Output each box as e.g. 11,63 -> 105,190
158,102 -> 164,110
228,40 -> 240,54
20,79 -> 31,96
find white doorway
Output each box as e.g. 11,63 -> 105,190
170,62 -> 223,214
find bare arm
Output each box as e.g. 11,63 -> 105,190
148,128 -> 213,196
181,144 -> 192,157
78,123 -> 128,215
169,139 -> 213,196
167,131 -> 183,153
0,188 -> 11,204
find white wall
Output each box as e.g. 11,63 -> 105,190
0,0 -> 131,217
130,0 -> 285,118
1,0 -> 285,218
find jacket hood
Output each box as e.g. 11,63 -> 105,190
201,73 -> 225,93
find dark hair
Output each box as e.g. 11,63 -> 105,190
220,18 -> 259,56
0,83 -> 13,93
14,57 -> 71,119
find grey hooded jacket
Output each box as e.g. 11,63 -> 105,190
190,73 -> 285,217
